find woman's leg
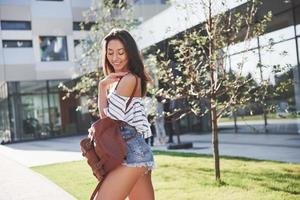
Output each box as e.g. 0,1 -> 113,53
95,165 -> 148,200
128,172 -> 154,200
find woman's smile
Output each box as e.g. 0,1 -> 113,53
107,39 -> 129,72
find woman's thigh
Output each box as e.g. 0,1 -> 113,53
128,172 -> 154,200
95,165 -> 147,200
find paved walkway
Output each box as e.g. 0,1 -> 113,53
0,133 -> 299,200
154,133 -> 300,163
0,136 -> 85,200
0,153 -> 76,200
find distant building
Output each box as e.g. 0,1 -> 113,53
133,0 -> 300,134
0,0 -> 169,143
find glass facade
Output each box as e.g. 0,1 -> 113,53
0,21 -> 31,30
2,40 -> 33,48
0,83 -> 10,144
2,80 -> 91,142
218,3 -> 300,134
39,36 -> 68,61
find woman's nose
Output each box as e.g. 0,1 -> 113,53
112,53 -> 119,61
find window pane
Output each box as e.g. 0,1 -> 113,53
21,94 -> 50,139
296,7 -> 300,36
260,26 -> 295,46
49,93 -> 62,135
1,21 -> 31,30
261,39 -> 300,133
260,11 -> 294,46
0,83 -> 10,144
298,37 -> 300,63
261,39 -> 297,81
48,79 -> 66,92
230,49 -> 260,82
228,38 -> 257,55
2,40 -> 33,48
20,81 -> 47,94
39,36 -> 68,61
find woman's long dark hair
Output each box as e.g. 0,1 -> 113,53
102,28 -> 151,96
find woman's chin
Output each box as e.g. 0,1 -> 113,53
114,66 -> 128,72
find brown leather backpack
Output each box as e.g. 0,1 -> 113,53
80,75 -> 138,200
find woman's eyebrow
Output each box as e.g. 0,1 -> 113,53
107,47 -> 125,51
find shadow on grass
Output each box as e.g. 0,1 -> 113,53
153,150 -> 300,195
153,150 -> 286,163
221,167 -> 300,195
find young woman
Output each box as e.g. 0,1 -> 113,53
94,28 -> 155,200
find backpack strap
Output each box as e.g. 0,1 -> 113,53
114,74 -> 138,110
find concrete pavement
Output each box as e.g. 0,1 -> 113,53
0,132 -> 299,200
154,133 -> 300,163
0,136 -> 86,200
0,153 -> 76,200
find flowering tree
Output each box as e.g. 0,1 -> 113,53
149,0 -> 274,181
59,0 -> 136,116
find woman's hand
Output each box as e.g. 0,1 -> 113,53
99,72 -> 129,89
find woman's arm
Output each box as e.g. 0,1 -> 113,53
97,72 -> 129,119
98,83 -> 108,119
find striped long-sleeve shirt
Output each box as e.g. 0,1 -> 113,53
103,91 -> 152,138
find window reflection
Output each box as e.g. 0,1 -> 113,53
260,26 -> 295,46
3,40 -> 33,48
20,81 -> 47,94
295,6 -> 300,36
228,38 -> 257,55
49,93 -> 62,135
0,21 -> 31,30
260,39 -> 297,85
229,49 -> 260,82
39,36 -> 68,62
0,83 -> 10,143
21,94 -> 50,139
260,39 -> 299,132
298,38 -> 300,63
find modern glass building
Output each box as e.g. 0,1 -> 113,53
2,0 -> 300,143
134,0 -> 300,135
0,0 -> 169,143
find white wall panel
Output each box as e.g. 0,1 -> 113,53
71,0 -> 91,8
5,64 -> 36,81
36,61 -> 76,80
0,5 -> 31,20
31,0 -> 72,35
0,65 -> 4,81
1,31 -> 32,40
3,48 -> 35,65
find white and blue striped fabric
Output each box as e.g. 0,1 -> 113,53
103,91 -> 152,138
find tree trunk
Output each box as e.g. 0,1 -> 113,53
208,0 -> 221,181
211,104 -> 220,180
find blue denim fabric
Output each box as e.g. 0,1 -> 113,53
120,124 -> 155,170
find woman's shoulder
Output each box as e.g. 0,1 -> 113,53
115,73 -> 140,97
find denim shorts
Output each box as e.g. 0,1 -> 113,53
120,124 -> 155,171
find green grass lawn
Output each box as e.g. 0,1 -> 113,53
32,151 -> 300,200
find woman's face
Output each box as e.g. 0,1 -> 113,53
106,39 -> 129,72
